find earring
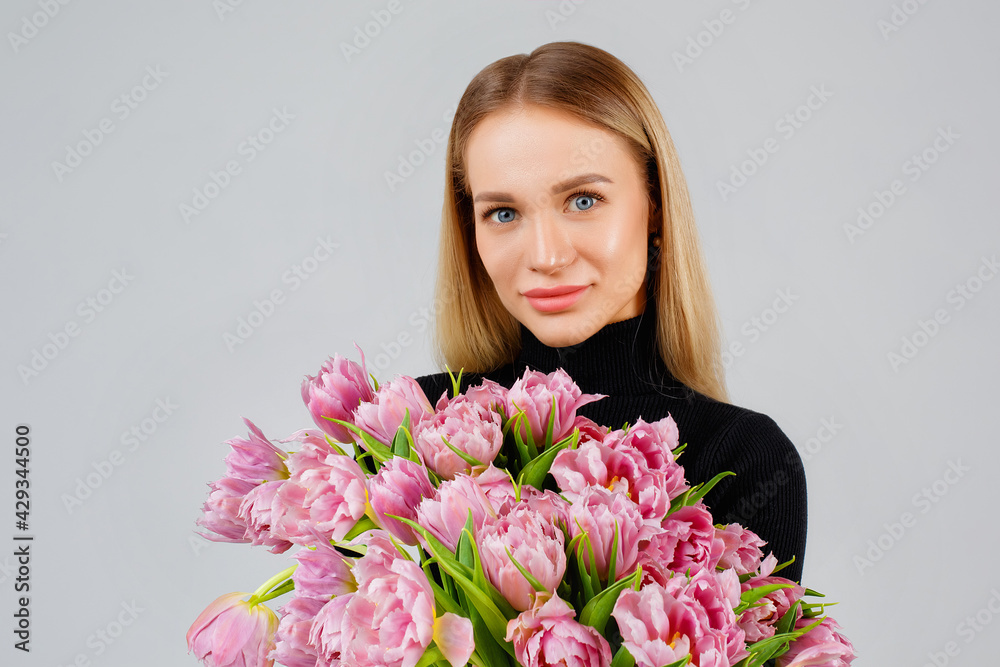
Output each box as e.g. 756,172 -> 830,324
651,235 -> 662,248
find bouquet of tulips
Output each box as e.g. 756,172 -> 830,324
187,348 -> 855,667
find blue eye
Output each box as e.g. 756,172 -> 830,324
571,194 -> 596,211
487,207 -> 515,224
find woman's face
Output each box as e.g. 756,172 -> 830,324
466,104 -> 654,348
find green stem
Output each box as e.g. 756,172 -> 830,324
248,564 -> 297,606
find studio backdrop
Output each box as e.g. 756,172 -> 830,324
1,1 -> 998,665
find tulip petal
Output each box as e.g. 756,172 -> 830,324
433,612 -> 475,667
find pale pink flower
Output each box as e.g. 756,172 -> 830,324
472,464 -> 517,509
639,503 -> 725,577
551,439 -> 672,521
238,480 -> 293,554
573,414 -> 609,445
505,368 -> 605,447
196,476 -> 255,543
777,617 -> 856,667
416,474 -> 495,552
412,394 -> 504,479
516,486 -> 571,531
615,416 -> 680,470
613,572 -> 739,667
187,592 -> 279,667
567,486 -> 648,582
505,593 -> 611,667
301,351 -> 375,444
225,418 -> 288,484
478,503 -> 567,611
279,429 -> 340,478
368,457 -> 435,545
270,596 -> 324,667
716,523 -> 767,575
461,377 -> 509,414
292,540 -> 357,601
738,572 -> 805,642
311,532 -> 474,667
354,376 -> 434,446
295,453 -> 369,543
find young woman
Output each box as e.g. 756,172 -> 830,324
415,41 -> 807,584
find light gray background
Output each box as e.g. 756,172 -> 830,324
2,1 -> 998,665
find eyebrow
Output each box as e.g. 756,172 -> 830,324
472,173 -> 613,204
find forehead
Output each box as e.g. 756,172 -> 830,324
464,106 -> 635,193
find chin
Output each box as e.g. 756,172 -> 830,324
523,317 -> 596,349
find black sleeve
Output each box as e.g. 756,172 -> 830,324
698,412 -> 808,584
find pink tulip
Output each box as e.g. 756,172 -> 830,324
270,596 -> 324,667
506,593 -> 611,667
614,416 -> 680,471
196,476 -> 256,543
367,457 -> 435,545
187,592 -> 279,667
738,573 -> 805,642
551,439 -> 672,521
279,429 -> 340,478
613,577 -> 730,667
412,394 -> 504,479
416,474 -> 495,551
310,532 -> 474,667
606,419 -> 688,500
295,453 -> 369,543
238,480 -> 293,554
777,617 -> 856,667
461,377 -> 509,414
640,503 -> 725,577
567,486 -> 649,582
573,414 -> 609,445
505,368 -> 605,447
716,523 -> 767,575
225,418 -> 289,484
516,486 -> 572,531
301,352 -> 375,444
478,503 -> 567,611
292,540 -> 356,601
472,464 -> 517,509
354,376 -> 434,447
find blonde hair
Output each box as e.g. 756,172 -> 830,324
431,41 -> 730,404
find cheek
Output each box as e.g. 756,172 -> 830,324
474,229 -> 512,288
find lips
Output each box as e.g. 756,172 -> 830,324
522,285 -> 589,313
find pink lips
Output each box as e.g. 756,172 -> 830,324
522,285 -> 589,313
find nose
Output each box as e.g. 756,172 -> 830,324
527,215 -> 576,275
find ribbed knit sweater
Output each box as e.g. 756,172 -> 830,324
414,307 -> 808,584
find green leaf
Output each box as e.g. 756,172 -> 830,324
606,518 -> 620,585
544,394 -> 557,450
578,569 -> 640,634
445,365 -> 464,400
391,409 -> 413,459
327,418 -> 394,463
439,434 -> 486,468
516,431 -> 574,489
342,515 -> 378,542
504,547 -> 546,593
663,657 -> 692,667
415,645 -> 445,667
455,512 -> 476,569
734,582 -> 797,615
610,645 -> 635,667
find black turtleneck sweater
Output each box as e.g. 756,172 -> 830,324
415,308 -> 807,584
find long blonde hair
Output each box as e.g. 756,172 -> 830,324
431,41 -> 730,403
